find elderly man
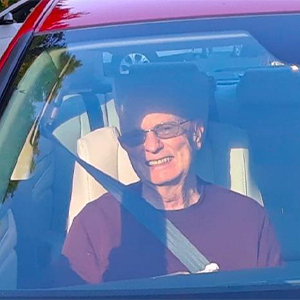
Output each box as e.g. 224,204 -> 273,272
58,63 -> 281,285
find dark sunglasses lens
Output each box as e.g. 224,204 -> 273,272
119,131 -> 145,147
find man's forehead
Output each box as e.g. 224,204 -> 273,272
120,111 -> 183,131
118,96 -> 186,120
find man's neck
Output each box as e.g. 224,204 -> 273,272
141,174 -> 201,210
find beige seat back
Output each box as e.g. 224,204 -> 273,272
68,122 -> 262,229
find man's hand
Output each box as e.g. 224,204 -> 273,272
153,262 -> 220,278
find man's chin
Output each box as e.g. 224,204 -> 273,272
145,175 -> 181,187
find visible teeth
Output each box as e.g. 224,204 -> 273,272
147,157 -> 173,166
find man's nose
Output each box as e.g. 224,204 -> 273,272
143,131 -> 164,153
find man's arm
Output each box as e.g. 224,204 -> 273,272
62,216 -> 102,284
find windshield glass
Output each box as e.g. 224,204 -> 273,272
0,14 -> 300,295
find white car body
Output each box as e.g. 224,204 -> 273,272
0,23 -> 22,57
0,0 -> 39,57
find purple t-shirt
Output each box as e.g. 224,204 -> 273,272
62,180 -> 282,284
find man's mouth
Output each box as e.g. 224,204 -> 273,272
146,156 -> 174,166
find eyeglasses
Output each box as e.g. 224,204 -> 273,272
119,120 -> 191,147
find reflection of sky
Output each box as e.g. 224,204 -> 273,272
65,30 -> 275,78
66,32 -> 252,52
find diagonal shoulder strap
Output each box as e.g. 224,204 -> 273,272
121,189 -> 211,273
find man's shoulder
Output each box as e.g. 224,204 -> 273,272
83,192 -> 120,214
78,181 -> 142,220
71,193 -> 119,229
203,181 -> 266,217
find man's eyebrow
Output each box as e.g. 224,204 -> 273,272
161,119 -> 187,125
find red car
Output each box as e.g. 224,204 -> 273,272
1,0 -> 300,299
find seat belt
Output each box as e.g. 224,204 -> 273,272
80,92 -> 104,131
45,130 -> 217,273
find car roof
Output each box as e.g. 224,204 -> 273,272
37,0 -> 300,32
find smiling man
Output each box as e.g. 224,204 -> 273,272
115,63 -> 208,211
59,63 -> 282,285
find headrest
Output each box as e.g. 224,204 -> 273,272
237,67 -> 300,105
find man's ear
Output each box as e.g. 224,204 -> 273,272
192,123 -> 205,150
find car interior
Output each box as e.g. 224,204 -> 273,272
0,27 -> 300,290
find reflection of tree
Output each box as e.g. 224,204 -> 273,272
5,32 -> 82,198
0,0 -> 12,10
15,33 -> 66,85
0,0 -> 8,10
6,180 -> 18,196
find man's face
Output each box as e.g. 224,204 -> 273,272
120,112 -> 204,186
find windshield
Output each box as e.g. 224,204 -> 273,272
0,14 -> 300,296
